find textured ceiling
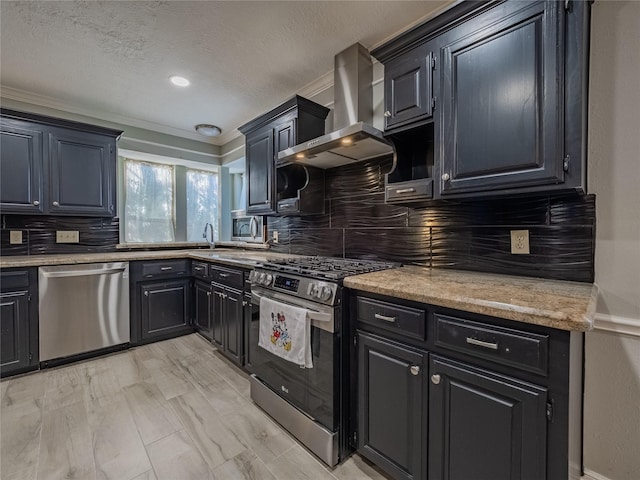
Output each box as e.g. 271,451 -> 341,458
0,1 -> 451,146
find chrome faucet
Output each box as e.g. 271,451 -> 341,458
203,222 -> 215,248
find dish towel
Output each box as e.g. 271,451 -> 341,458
258,296 -> 313,368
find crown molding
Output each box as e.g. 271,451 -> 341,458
0,85 -> 227,146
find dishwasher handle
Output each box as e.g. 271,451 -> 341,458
41,267 -> 127,278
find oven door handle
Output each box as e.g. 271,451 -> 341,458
251,290 -> 333,324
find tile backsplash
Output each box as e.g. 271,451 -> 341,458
1,156 -> 595,283
1,215 -> 119,255
268,157 -> 595,283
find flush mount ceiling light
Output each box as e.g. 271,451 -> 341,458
169,75 -> 190,87
195,124 -> 222,137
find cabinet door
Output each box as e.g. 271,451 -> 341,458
429,355 -> 547,480
193,280 -> 213,340
211,284 -> 225,348
357,332 -> 426,480
0,121 -> 44,213
439,1 -> 565,196
275,120 -> 296,152
48,128 -> 115,216
223,287 -> 244,365
384,43 -> 435,131
245,128 -> 275,215
140,279 -> 191,341
0,290 -> 31,377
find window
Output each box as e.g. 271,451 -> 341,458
187,169 -> 218,242
122,157 -> 218,243
124,160 -> 175,243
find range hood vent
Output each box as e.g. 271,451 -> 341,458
278,43 -> 394,169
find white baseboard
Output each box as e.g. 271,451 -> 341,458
582,468 -> 613,480
593,313 -> 640,338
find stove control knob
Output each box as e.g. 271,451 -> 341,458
259,273 -> 267,285
248,271 -> 256,283
308,284 -> 318,298
265,274 -> 273,285
320,286 -> 333,301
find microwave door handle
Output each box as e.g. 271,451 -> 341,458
250,217 -> 258,239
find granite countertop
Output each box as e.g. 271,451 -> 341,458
344,266 -> 598,332
0,248 -> 293,269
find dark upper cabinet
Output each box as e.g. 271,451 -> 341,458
0,120 -> 44,214
383,42 -> 435,132
372,0 -> 590,200
438,0 -> 566,196
48,127 -> 115,216
1,268 -> 39,378
428,355 -> 548,480
245,128 -> 275,214
238,96 -> 328,215
357,332 -> 426,480
0,109 -> 121,216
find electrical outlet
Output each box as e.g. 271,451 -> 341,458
56,230 -> 80,243
510,230 -> 530,254
9,230 -> 23,245
272,231 -> 279,244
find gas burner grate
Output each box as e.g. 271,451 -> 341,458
259,256 -> 399,280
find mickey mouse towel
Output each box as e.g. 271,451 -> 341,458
258,296 -> 313,368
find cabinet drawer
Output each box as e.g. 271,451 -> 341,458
210,266 -> 244,289
191,261 -> 209,280
0,270 -> 30,290
140,259 -> 189,278
434,314 -> 548,375
357,297 -> 426,341
385,179 -> 433,203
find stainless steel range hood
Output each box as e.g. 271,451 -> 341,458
277,43 -> 393,169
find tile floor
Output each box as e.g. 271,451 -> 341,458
0,334 -> 389,480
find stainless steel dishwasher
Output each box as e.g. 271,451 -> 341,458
39,262 -> 130,362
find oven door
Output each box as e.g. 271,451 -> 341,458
248,286 -> 339,430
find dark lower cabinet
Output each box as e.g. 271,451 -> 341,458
140,279 -> 191,341
1,268 -> 38,378
428,355 -> 548,480
130,260 -> 192,345
193,279 -> 213,340
211,283 -> 244,366
357,332 -> 426,480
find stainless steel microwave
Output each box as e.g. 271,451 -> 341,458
231,211 -> 266,243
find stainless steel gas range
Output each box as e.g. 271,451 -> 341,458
246,256 -> 398,466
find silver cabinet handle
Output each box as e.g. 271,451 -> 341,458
466,337 -> 499,350
431,374 -> 441,385
33,200 -> 40,206
219,273 -> 229,278
410,365 -> 420,376
374,313 -> 396,323
160,266 -> 173,271
194,266 -> 204,271
52,201 -> 60,207
395,188 -> 416,194
383,110 -> 392,118
441,173 -> 451,181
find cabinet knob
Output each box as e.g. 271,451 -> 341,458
383,110 -> 392,118
33,200 -> 40,206
242,301 -> 248,307
207,291 -> 211,297
431,374 -> 441,385
441,173 -> 451,182
52,201 -> 60,207
410,365 -> 420,376
144,291 -> 149,297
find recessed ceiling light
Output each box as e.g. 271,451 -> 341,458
169,75 -> 190,87
195,124 -> 221,137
